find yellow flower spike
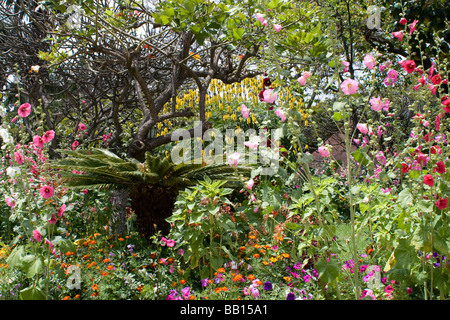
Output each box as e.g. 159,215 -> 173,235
231,113 -> 237,121
304,120 -> 308,126
247,117 -> 251,125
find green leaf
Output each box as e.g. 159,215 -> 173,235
351,149 -> 369,166
6,245 -> 25,267
58,238 -> 76,254
315,257 -> 340,283
232,28 -> 245,41
22,254 -> 45,278
20,286 -> 47,300
332,111 -> 343,121
394,238 -> 419,269
397,188 -> 413,209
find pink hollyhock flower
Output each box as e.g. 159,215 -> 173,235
423,174 -> 434,187
387,69 -> 398,81
274,108 -> 286,122
78,123 -> 86,131
433,160 -> 446,174
382,99 -> 390,111
318,145 -> 330,158
40,185 -> 54,198
363,54 -> 376,70
82,189 -> 88,194
255,13 -> 267,26
273,24 -> 282,32
409,19 -> 418,35
14,151 -> 24,165
48,214 -> 57,224
42,130 -> 55,143
302,71 -> 310,79
246,178 -> 255,190
33,229 -> 42,242
341,61 -> 350,72
399,18 -> 407,25
44,238 -> 56,254
241,104 -> 250,119
244,140 -> 259,151
297,76 -> 307,85
57,204 -> 66,217
262,88 -> 277,104
429,84 -> 437,95
400,60 -> 416,73
5,196 -> 15,209
435,197 -> 448,210
227,151 -> 240,167
18,103 -> 31,117
392,31 -> 403,41
72,140 -> 79,150
340,78 -> 359,95
33,135 -> 44,148
419,76 -> 426,86
369,96 -> 383,111
357,123 -> 368,134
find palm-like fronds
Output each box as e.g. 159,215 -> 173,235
52,149 -> 253,190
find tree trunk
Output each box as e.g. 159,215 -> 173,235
110,189 -> 130,236
129,184 -> 179,238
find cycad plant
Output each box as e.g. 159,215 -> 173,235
52,149 -> 252,237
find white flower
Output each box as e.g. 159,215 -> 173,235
6,166 -> 21,179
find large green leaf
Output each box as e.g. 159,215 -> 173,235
20,286 -> 47,300
315,257 -> 340,283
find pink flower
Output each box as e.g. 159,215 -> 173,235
423,174 -> 434,187
273,24 -> 282,32
256,13 -> 268,26
429,84 -> 437,95
297,76 -> 307,85
42,130 -> 55,143
340,78 -> 359,95
357,123 -> 368,134
435,197 -> 448,210
48,214 -> 57,224
72,140 -> 79,150
369,96 -> 383,111
18,103 -> 31,117
33,135 -> 44,148
227,151 -> 240,167
341,61 -> 350,72
44,238 -> 56,254
78,123 -> 86,131
246,178 -> 255,190
318,145 -> 330,158
14,151 -> 24,165
262,88 -> 277,104
244,140 -> 259,151
274,108 -> 286,122
392,31 -> 403,41
241,104 -> 250,119
387,69 -> 398,80
57,204 -> 66,217
363,54 -> 376,70
409,19 -> 418,35
161,237 -> 175,247
431,74 -> 442,85
5,196 -> 15,209
399,18 -> 407,25
39,185 -> 54,198
33,229 -> 42,242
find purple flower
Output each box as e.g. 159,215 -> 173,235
303,274 -> 311,283
200,278 -> 209,287
286,292 -> 296,300
263,281 -> 272,291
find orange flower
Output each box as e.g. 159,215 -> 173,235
118,238 -> 124,241
232,274 -> 243,282
106,265 -> 114,270
283,276 -> 291,282
179,279 -> 187,285
74,294 -> 80,299
65,252 -> 75,256
214,288 -> 221,294
221,286 -> 229,292
269,257 -> 278,263
262,261 -> 269,266
102,258 -> 110,263
91,291 -> 99,297
91,284 -> 99,291
136,285 -> 144,292
281,253 -> 290,258
239,246 -> 246,252
217,267 -> 225,273
253,253 -> 260,259
62,296 -> 70,300
249,235 -> 256,240
166,257 -> 175,264
172,282 -> 177,288
101,271 -> 108,276
247,274 -> 256,281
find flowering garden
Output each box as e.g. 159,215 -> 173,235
0,0 -> 449,302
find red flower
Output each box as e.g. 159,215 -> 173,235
430,145 -> 442,155
435,197 -> 448,210
431,74 -> 442,85
433,161 -> 446,174
423,174 -> 434,187
400,60 -> 416,74
401,163 -> 410,173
